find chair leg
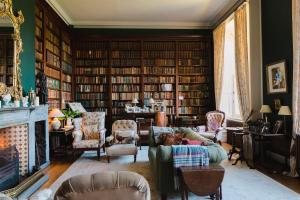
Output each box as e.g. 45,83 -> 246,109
107,156 -> 110,163
102,145 -> 105,153
134,154 -> 137,163
97,149 -> 100,160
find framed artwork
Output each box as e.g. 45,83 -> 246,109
274,99 -> 281,110
266,60 -> 288,94
273,120 -> 283,134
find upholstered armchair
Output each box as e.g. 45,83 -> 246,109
197,110 -> 226,144
106,120 -> 138,163
72,112 -> 106,160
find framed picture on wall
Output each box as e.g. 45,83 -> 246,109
266,60 -> 288,94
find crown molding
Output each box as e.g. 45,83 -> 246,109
46,0 -> 73,25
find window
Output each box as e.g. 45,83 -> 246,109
219,18 -> 242,120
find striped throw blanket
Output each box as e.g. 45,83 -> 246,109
172,145 -> 209,189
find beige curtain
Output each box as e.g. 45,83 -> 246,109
213,23 -> 226,110
290,0 -> 300,177
234,4 -> 251,121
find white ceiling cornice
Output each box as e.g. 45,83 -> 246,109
46,0 -> 238,29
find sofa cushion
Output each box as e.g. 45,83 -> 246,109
159,133 -> 183,146
73,139 -> 99,148
106,144 -> 137,156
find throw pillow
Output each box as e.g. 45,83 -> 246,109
152,126 -> 174,145
182,138 -> 207,146
159,132 -> 183,146
82,125 -> 99,140
115,130 -> 135,144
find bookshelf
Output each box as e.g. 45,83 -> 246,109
35,2 -> 73,109
0,35 -> 13,86
74,37 -> 212,125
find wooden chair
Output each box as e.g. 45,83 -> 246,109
136,118 -> 154,150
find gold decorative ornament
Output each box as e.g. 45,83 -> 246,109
0,0 -> 24,100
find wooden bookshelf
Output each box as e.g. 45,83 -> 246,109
35,1 -> 73,109
74,37 -> 212,125
0,35 -> 13,86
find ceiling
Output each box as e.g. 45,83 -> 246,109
46,0 -> 239,29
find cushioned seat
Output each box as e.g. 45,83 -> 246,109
106,144 -> 138,156
54,171 -> 151,200
72,139 -> 99,149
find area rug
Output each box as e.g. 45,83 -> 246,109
49,148 -> 300,200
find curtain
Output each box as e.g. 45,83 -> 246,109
213,23 -> 226,110
234,4 -> 251,121
290,0 -> 300,177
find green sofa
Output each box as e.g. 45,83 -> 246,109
148,126 -> 227,199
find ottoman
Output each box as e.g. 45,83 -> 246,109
106,144 -> 138,163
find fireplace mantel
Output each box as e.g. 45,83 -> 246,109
0,105 -> 50,172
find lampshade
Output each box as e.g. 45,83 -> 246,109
49,108 -> 65,118
260,105 -> 272,113
149,98 -> 155,104
132,98 -> 139,104
278,106 -> 292,116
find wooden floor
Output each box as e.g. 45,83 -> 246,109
40,144 -> 300,194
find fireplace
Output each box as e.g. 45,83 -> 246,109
0,145 -> 19,191
35,121 -> 47,169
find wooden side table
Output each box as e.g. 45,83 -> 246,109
179,165 -> 225,200
49,127 -> 74,159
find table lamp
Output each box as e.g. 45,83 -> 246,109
260,105 -> 272,122
132,98 -> 139,107
278,106 -> 292,134
49,108 -> 65,130
149,98 -> 155,112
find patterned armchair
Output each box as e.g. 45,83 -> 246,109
197,110 -> 226,144
72,112 -> 106,160
105,120 -> 138,163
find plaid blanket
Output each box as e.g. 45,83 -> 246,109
172,145 -> 209,189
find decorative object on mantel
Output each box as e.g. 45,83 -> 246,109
36,71 -> 48,104
278,106 -> 292,135
22,96 -> 28,107
266,60 -> 288,94
49,108 -> 65,130
1,93 -> 11,107
260,105 -> 272,122
28,88 -> 36,106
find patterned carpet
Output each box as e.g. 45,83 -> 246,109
49,148 -> 300,200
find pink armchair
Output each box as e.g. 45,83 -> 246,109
197,110 -> 226,144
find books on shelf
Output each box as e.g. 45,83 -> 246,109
76,93 -> 106,100
179,66 -> 209,74
46,50 -> 60,68
76,67 -> 107,75
48,99 -> 60,109
76,59 -> 108,67
178,107 -> 208,115
76,76 -> 107,84
179,99 -> 209,106
62,73 -> 72,83
111,41 -> 140,50
62,92 -> 71,101
178,59 -> 208,66
62,82 -> 71,92
144,51 -> 175,58
144,66 -> 175,74
179,91 -> 209,98
112,85 -> 140,92
179,76 -> 209,83
144,76 -> 175,84
62,61 -> 72,74
179,84 -> 209,91
80,100 -> 107,108
144,92 -> 174,99
76,50 -> 108,59
44,66 -> 60,79
112,50 -> 141,59
77,85 -> 107,93
112,76 -> 140,84
144,59 -> 175,66
111,67 -> 140,74
178,41 -> 208,50
48,89 -> 60,99
111,59 -> 140,67
112,92 -> 139,100
47,77 -> 60,89
144,42 -> 175,50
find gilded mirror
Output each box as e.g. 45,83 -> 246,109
0,0 -> 24,100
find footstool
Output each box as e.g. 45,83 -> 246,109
106,144 -> 138,163
179,165 -> 225,200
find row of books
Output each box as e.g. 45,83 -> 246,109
77,85 -> 107,93
163,99 -> 175,106
0,66 -> 12,74
46,40 -> 60,56
76,59 -> 109,67
111,42 -> 140,50
35,26 -> 42,39
48,89 -> 60,98
179,84 -> 209,91
112,93 -> 139,100
143,42 -> 175,50
178,107 -> 208,115
144,66 -> 175,74
62,61 -> 72,74
35,17 -> 42,28
178,50 -> 207,59
144,92 -> 174,99
87,107 -> 108,113
62,41 -> 71,55
178,59 -> 208,66
62,52 -> 72,64
35,62 -> 42,70
48,99 -> 60,110
76,76 -> 107,84
179,99 -> 210,106
46,50 -> 60,68
62,73 -> 72,83
44,66 -> 60,79
45,16 -> 59,37
144,51 -> 175,58
47,77 -> 60,89
178,42 -> 208,50
112,101 -> 127,107
179,91 -> 210,98
35,5 -> 43,19
111,51 -> 141,59
112,76 -> 140,84
76,93 -> 107,100
179,67 -> 209,74
75,50 -> 108,59
144,59 -> 175,67
35,38 -> 43,53
62,91 -> 72,101
144,84 -> 173,92
179,76 -> 209,83
166,107 -> 176,115
112,85 -> 140,92
76,67 -> 106,75
45,29 -> 59,47
112,108 -> 126,115
144,76 -> 175,83
111,59 -> 141,67
112,67 -> 141,74
79,100 -> 107,108
62,82 -> 72,92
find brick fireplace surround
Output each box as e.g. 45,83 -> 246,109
0,105 -> 49,199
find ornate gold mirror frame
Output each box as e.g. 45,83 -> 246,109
0,0 -> 24,100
